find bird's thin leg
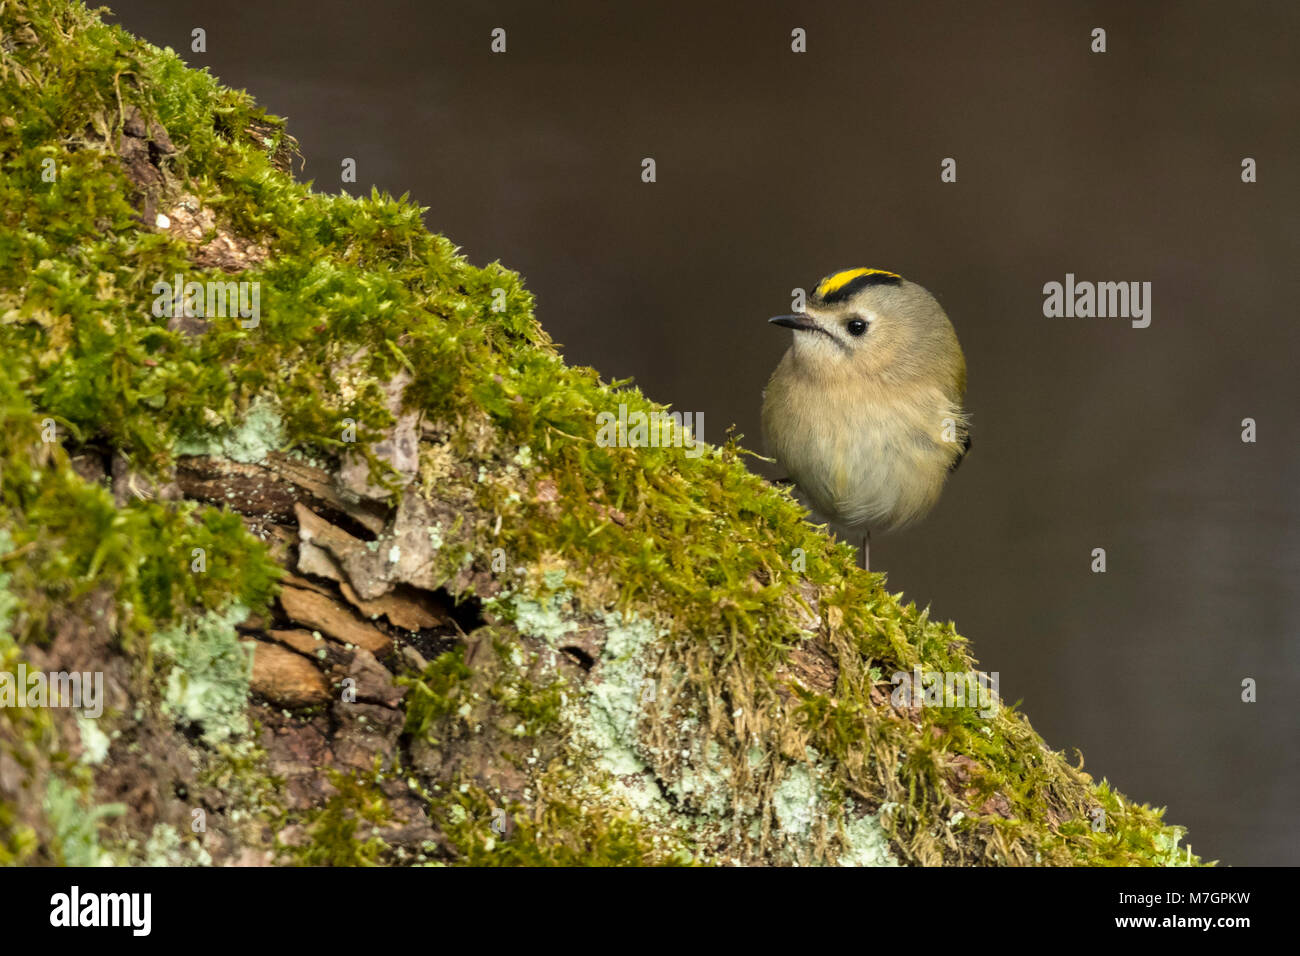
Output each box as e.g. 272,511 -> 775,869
859,529 -> 870,571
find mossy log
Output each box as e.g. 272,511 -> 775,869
0,0 -> 1202,866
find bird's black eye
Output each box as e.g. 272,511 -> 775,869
846,318 -> 868,336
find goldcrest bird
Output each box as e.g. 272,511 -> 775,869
761,268 -> 970,569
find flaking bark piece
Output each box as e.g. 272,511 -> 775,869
337,580 -> 451,633
268,628 -> 330,659
176,454 -> 388,535
360,491 -> 452,598
296,495 -> 454,602
338,647 -> 406,709
293,502 -> 373,592
277,585 -> 391,657
244,639 -> 330,708
280,571 -> 335,597
297,539 -> 344,583
294,500 -> 365,552
268,452 -> 388,533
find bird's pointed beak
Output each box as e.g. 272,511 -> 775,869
768,313 -> 821,332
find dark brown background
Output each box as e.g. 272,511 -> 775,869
104,0 -> 1299,865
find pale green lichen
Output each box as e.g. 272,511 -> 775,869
506,590 -> 677,821
173,399 -> 286,464
43,776 -> 125,867
839,808 -> 899,868
143,822 -> 212,867
76,713 -> 111,765
427,523 -> 444,550
502,589 -> 579,645
772,763 -> 819,840
151,603 -> 253,743
669,741 -> 731,816
582,611 -> 662,778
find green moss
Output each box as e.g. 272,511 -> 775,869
290,768 -> 393,867
197,733 -> 281,801
0,530 -> 19,632
0,590 -> 70,866
493,675 -> 565,737
400,637 -> 566,746
0,800 -> 38,865
0,377 -> 281,650
433,782 -> 685,867
399,647 -> 473,741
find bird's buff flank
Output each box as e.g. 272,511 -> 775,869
762,268 -> 969,569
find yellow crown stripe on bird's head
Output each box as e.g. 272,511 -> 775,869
815,268 -> 902,299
